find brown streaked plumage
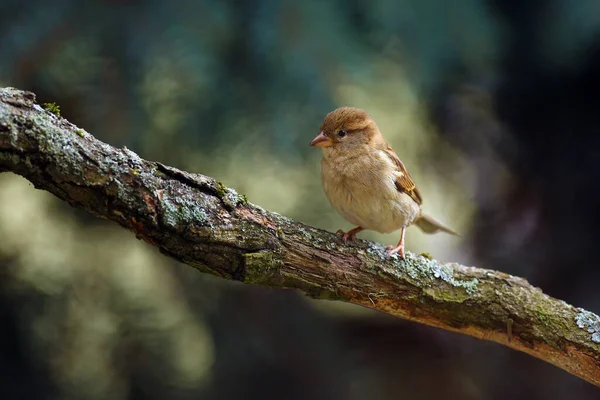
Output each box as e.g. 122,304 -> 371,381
310,106 -> 458,259
382,146 -> 423,205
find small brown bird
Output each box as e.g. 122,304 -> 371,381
310,107 -> 458,259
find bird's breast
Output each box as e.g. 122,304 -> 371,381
320,154 -> 420,233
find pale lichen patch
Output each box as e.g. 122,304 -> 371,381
575,309 -> 600,343
298,227 -> 312,239
122,146 -> 142,161
386,252 -> 479,296
366,243 -> 387,259
215,182 -> 247,210
223,187 -> 245,209
160,192 -> 209,229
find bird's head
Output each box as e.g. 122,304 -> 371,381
310,107 -> 381,152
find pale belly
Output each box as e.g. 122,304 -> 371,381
321,163 -> 420,234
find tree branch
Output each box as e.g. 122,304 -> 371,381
1,87 -> 599,387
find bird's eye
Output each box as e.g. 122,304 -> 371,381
337,130 -> 347,137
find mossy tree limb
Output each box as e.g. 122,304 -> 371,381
1,87 -> 599,387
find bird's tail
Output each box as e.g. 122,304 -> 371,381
414,212 -> 460,237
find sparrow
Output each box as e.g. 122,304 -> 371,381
310,107 -> 459,259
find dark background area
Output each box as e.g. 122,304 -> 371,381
1,0 -> 600,398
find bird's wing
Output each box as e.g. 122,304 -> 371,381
381,145 -> 423,205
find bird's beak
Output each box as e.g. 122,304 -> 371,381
310,131 -> 333,147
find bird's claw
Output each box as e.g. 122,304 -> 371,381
336,229 -> 356,244
385,244 -> 405,260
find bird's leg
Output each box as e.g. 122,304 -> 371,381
336,226 -> 364,243
386,227 -> 406,259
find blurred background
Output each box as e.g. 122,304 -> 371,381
1,0 -> 600,398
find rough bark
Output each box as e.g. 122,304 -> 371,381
1,87 -> 599,387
